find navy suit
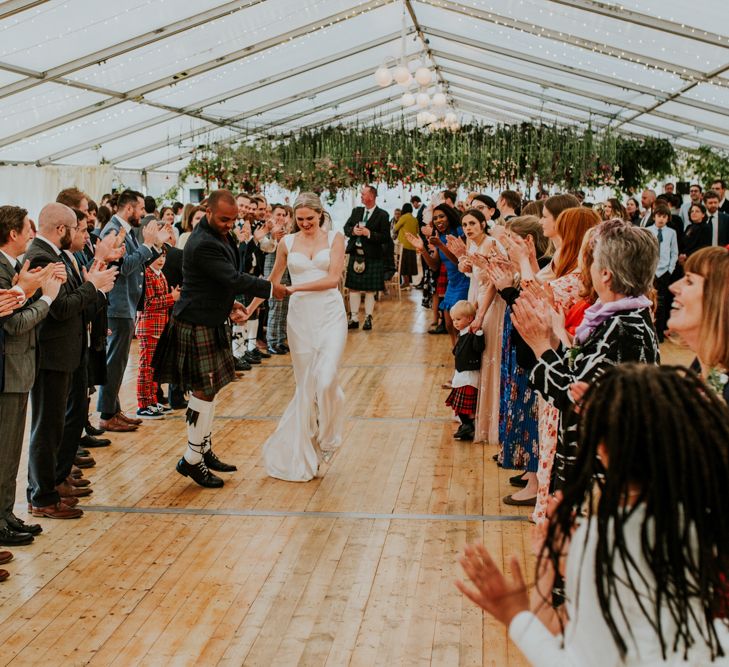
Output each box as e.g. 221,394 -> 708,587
97,216 -> 159,416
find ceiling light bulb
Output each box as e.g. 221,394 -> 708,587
414,67 -> 433,86
374,66 -> 392,87
393,65 -> 411,85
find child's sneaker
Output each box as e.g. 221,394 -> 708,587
137,405 -> 164,420
156,403 -> 173,414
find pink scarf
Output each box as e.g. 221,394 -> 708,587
574,295 -> 652,345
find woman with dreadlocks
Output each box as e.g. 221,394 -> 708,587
457,364 -> 729,665
668,246 -> 729,402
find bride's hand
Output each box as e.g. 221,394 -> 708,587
285,285 -> 296,296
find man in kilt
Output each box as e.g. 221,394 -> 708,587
154,190 -> 287,488
343,185 -> 389,331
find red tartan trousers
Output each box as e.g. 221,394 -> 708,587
137,335 -> 160,408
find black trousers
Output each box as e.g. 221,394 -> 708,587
654,272 -> 673,340
28,368 -> 72,507
57,360 -> 88,485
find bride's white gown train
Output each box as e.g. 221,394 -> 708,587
263,231 -> 348,481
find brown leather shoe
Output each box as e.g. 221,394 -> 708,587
74,454 -> 96,469
71,466 -> 83,478
0,569 -> 8,582
30,502 -> 83,519
99,414 -> 138,432
67,475 -> 91,488
117,411 -> 142,426
59,496 -> 80,508
0,551 -> 12,565
56,482 -> 93,498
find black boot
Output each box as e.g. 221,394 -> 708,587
176,457 -> 224,488
203,449 -> 237,473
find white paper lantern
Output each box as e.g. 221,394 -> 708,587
408,59 -> 422,73
445,112 -> 457,124
414,67 -> 432,86
416,92 -> 430,108
432,92 -> 447,107
401,92 -> 415,107
393,65 -> 411,85
374,66 -> 392,87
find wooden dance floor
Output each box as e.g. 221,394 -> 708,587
2,293 -> 692,666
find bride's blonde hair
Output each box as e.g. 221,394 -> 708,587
292,192 -> 324,232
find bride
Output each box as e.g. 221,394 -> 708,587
251,192 -> 348,481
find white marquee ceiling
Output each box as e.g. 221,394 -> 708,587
1,0 -> 728,174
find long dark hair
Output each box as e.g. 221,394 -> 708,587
540,364 -> 729,660
432,203 -> 460,233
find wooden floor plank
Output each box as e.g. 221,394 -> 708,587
3,294 -> 692,666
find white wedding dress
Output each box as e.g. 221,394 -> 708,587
263,231 -> 348,481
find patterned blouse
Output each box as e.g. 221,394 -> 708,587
530,307 -> 660,487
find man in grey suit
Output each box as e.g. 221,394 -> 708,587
0,206 -> 63,545
25,203 -> 117,519
96,190 -> 170,432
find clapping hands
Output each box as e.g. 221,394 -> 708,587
0,288 -> 24,316
455,544 -> 530,627
445,235 -> 467,259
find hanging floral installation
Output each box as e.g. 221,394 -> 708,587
180,122 -> 676,198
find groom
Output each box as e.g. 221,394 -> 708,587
154,190 -> 287,488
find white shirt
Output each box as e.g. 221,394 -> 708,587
508,507 -> 729,666
648,225 -> 678,277
359,205 -> 376,227
707,212 -> 720,246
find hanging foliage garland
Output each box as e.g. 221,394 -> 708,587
181,122 -> 676,197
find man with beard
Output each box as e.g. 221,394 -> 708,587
154,190 -> 287,488
97,190 -> 171,432
25,203 -> 117,518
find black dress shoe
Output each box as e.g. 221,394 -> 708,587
363,315 -> 372,331
176,457 -> 224,488
348,319 -> 359,330
6,515 -> 42,536
203,450 -> 238,473
77,447 -> 90,457
243,351 -> 261,365
234,356 -> 251,372
256,347 -> 271,359
267,346 -> 282,355
85,421 -> 106,437
0,526 -> 34,546
277,343 -> 289,353
80,434 -> 111,448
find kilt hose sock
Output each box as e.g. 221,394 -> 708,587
184,395 -> 215,464
348,291 -> 376,322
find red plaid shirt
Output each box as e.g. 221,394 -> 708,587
135,267 -> 174,338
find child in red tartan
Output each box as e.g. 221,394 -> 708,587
136,250 -> 180,419
445,300 -> 485,441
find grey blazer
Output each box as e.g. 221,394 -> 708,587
100,215 -> 158,319
0,255 -> 49,393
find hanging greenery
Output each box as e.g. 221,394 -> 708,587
180,122 -> 676,198
684,146 -> 729,185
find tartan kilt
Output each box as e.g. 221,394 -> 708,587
436,263 -> 448,297
153,317 -> 235,398
445,385 -> 478,414
345,256 -> 385,292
